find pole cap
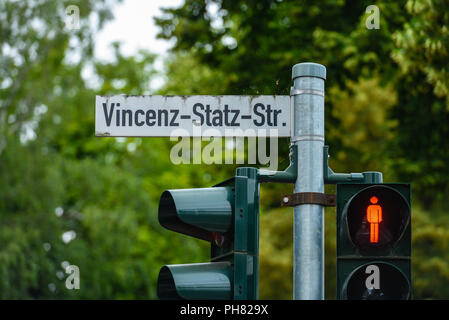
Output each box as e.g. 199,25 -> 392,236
292,62 -> 326,80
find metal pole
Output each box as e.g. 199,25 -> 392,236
291,62 -> 326,300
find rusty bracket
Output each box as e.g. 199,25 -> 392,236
281,192 -> 336,207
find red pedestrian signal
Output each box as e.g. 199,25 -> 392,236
344,185 -> 409,250
336,183 -> 412,300
366,196 -> 382,243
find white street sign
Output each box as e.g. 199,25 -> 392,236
95,95 -> 291,137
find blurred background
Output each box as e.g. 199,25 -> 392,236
1,0 -> 449,299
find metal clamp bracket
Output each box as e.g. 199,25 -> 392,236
323,145 -> 383,184
281,192 -> 336,207
258,144 -> 297,183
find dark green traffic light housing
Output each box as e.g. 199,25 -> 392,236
336,183 -> 412,300
157,167 -> 259,300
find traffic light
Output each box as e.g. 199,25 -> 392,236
336,183 -> 412,300
157,167 -> 259,300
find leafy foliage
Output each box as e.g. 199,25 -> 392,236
0,0 -> 210,299
1,0 -> 449,299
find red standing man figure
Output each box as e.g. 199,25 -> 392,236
367,196 -> 382,243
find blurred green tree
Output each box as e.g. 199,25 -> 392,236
1,0 -> 449,300
0,0 -> 211,299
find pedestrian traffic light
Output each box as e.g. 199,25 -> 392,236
336,183 -> 412,300
157,167 -> 259,300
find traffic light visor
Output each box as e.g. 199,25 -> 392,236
157,262 -> 232,300
158,187 -> 234,241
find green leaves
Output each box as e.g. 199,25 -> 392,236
392,0 -> 449,103
2,0 -> 449,299
0,0 -> 209,299
328,77 -> 397,174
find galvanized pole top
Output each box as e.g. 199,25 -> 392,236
292,62 -> 326,80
